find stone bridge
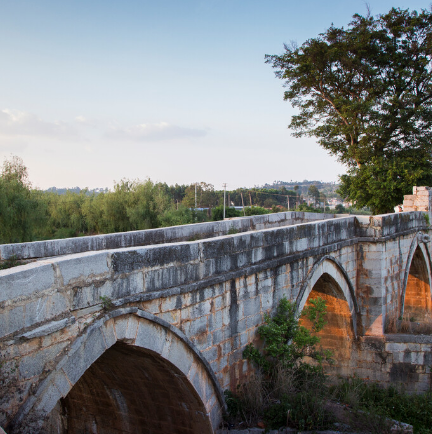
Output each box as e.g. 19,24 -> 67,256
1,188 -> 432,433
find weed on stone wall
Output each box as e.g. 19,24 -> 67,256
99,295 -> 113,310
0,255 -> 25,270
227,227 -> 239,235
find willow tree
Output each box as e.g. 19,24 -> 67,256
266,7 -> 432,214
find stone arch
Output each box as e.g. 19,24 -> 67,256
11,308 -> 224,434
296,256 -> 358,336
296,257 -> 358,371
401,235 -> 432,321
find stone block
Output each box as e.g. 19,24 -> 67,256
101,318 -> 116,348
386,342 -> 408,352
73,304 -> 101,318
145,263 -> 201,291
19,318 -> 72,340
406,343 -> 422,352
246,313 -> 262,329
211,327 -> 230,346
19,341 -> 68,379
214,294 -> 228,311
160,295 -> 181,312
260,291 -> 274,312
209,310 -> 223,331
412,352 -> 424,364
186,315 -> 208,337
201,345 -> 218,364
184,300 -> 212,321
51,369 -> 73,398
72,272 -> 143,309
187,361 -> 206,401
134,319 -> 166,354
0,305 -> 24,338
140,297 -> 161,314
57,251 -> 110,285
157,310 -> 180,325
34,379 -> 62,415
210,400 -> 223,432
164,334 -> 194,375
0,262 -> 54,303
241,297 -> 261,318
121,316 -> 139,341
46,292 -> 70,319
219,339 -> 233,357
61,326 -> 107,385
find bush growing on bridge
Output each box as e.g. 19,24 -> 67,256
225,296 -> 334,431
242,296 -> 332,374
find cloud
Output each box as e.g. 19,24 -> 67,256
0,109 -> 79,140
75,115 -> 99,128
105,121 -> 207,142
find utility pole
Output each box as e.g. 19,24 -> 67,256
195,183 -> 197,209
222,183 -> 227,220
287,195 -> 290,211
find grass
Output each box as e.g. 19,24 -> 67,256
225,366 -> 335,431
0,255 -> 25,270
386,314 -> 432,335
332,376 -> 432,434
226,374 -> 432,433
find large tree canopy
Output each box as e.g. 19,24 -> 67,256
266,7 -> 432,213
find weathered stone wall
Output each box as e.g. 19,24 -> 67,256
403,186 -> 432,215
353,335 -> 432,393
0,210 -> 431,433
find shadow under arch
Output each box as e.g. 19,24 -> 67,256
11,308 -> 224,434
401,235 -> 432,321
296,256 -> 359,337
296,257 -> 358,372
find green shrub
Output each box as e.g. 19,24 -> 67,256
244,206 -> 270,216
226,296 -> 334,430
211,206 -> 241,221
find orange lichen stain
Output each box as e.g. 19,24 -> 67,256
300,273 -> 354,366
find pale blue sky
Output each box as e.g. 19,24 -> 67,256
0,0 -> 429,189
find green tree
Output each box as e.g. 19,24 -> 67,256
308,185 -> 320,206
182,182 -> 218,209
266,7 -> 432,214
0,156 -> 46,243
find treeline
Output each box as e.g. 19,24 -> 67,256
0,157 -> 308,244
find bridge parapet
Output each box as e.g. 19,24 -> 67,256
0,211 -> 335,261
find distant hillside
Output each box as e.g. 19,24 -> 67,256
259,180 -> 340,198
46,187 -> 109,195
